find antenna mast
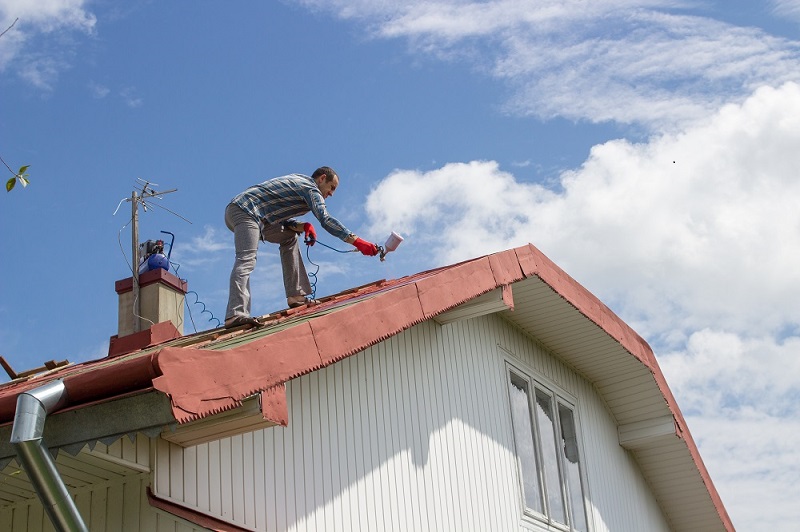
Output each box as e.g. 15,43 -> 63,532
127,180 -> 178,333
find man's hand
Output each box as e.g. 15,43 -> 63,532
303,222 -> 317,245
353,237 -> 379,256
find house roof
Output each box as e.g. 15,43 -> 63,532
0,243 -> 733,531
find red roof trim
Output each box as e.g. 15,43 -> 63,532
313,283 -> 425,364
152,322 -> 323,423
416,256 -> 498,317
0,353 -> 160,422
260,384 -> 288,426
146,487 -> 251,532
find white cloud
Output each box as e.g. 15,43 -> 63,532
0,0 -> 96,85
189,225 -> 231,253
661,330 -> 800,417
368,82 -> 800,343
88,81 -> 109,98
659,329 -> 800,530
366,83 -> 800,529
772,0 -> 800,20
120,86 -> 143,108
683,410 -> 800,532
170,225 -> 232,271
0,0 -> 95,32
366,160 -> 555,260
17,54 -> 63,89
296,0 -> 800,130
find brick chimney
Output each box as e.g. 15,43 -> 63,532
108,269 -> 187,356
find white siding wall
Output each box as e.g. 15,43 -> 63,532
153,314 -> 671,531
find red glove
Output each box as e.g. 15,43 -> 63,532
303,223 -> 317,245
353,237 -> 379,256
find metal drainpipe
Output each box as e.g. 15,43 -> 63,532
10,380 -> 88,532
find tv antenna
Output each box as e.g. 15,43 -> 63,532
114,178 -> 191,333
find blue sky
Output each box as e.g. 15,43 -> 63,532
2,1 -> 800,529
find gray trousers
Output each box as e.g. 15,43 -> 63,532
225,203 -> 312,319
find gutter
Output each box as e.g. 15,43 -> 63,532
10,380 -> 88,532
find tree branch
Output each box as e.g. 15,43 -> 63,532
0,17 -> 19,39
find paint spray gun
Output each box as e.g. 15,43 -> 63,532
377,232 -> 404,262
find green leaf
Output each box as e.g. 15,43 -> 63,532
6,178 -> 16,192
18,165 -> 29,175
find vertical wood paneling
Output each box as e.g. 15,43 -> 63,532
423,324 -> 449,532
378,341 -> 400,531
233,434 -> 247,523
252,429 -> 266,530
182,445 -> 197,508
310,373 -> 326,532
241,431 -> 255,527
267,428 -> 279,532
155,438 -> 170,501
169,438 -> 184,503
272,423 -> 286,532
90,481 -> 108,530
323,362 -> 342,531
374,341 -> 395,532
452,322 -> 472,525
73,488 -> 90,529
122,476 -> 141,530
28,500 -> 45,532
361,353 -> 379,532
0,504 -> 9,529
440,325 -> 465,531
220,437 -> 233,521
405,327 -> 427,532
283,381 -> 297,531
194,441 -> 208,512
11,503 -> 27,532
294,376 -> 308,531
474,317 -> 505,528
386,337 -> 410,532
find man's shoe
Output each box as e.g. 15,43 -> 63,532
224,315 -> 259,329
287,296 -> 319,308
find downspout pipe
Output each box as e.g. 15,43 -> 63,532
10,380 -> 88,532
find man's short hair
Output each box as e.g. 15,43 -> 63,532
312,166 -> 338,182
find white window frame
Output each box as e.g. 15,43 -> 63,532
504,359 -> 590,532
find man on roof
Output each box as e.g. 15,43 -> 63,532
224,166 -> 380,328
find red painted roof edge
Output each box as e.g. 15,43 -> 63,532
0,352 -> 162,424
146,487 -> 251,532
261,384 -> 288,426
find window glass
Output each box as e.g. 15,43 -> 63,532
509,375 -> 544,514
507,365 -> 589,532
534,388 -> 566,524
559,402 -> 588,532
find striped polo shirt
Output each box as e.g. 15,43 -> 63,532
231,173 -> 352,241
